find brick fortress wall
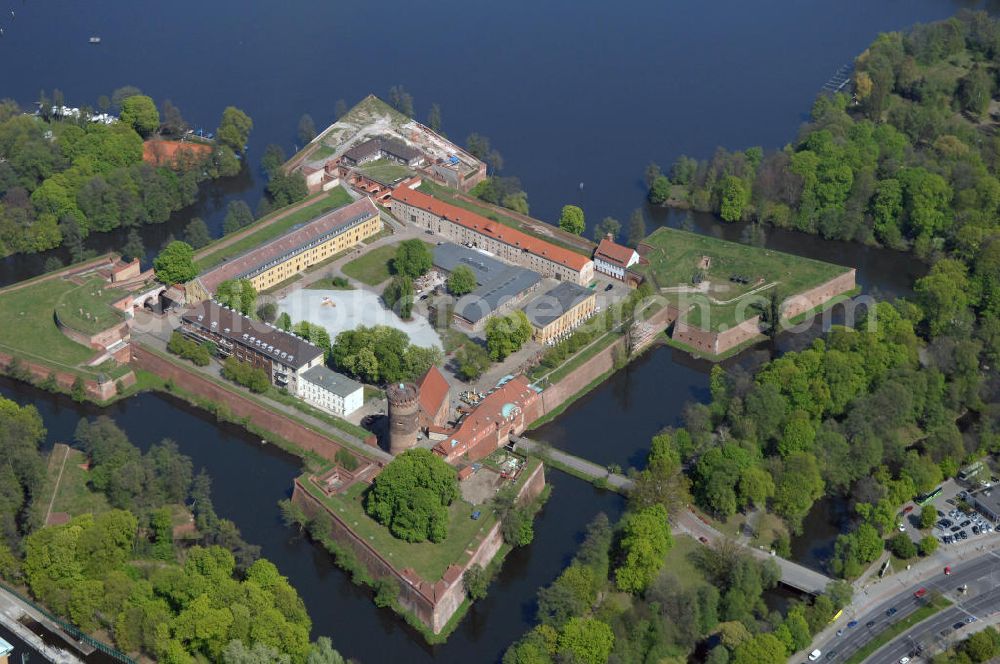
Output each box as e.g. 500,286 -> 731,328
130,344 -> 380,461
292,461 -> 545,634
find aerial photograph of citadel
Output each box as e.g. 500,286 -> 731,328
4,2 -> 1000,664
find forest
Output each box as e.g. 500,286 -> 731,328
0,404 -> 346,663
0,90 -> 250,258
503,11 -> 1000,664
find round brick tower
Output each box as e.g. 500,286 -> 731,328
386,382 -> 420,455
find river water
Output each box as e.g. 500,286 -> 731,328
0,0 -> 983,660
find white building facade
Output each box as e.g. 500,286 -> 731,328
298,365 -> 364,417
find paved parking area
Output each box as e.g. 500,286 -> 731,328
910,479 -> 998,548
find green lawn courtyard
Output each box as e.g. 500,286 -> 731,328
341,240 -> 434,286
356,158 -> 414,185
55,277 -> 127,335
196,186 -> 354,271
0,277 -> 102,367
636,226 -> 850,331
302,478 -> 497,582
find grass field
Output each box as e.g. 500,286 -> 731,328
637,226 -> 849,331
0,279 -> 98,366
661,535 -> 710,591
341,240 -> 433,286
303,479 -> 496,581
55,277 -> 127,335
35,444 -> 110,522
196,186 -> 354,271
357,158 -> 414,185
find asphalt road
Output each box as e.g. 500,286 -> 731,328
809,551 -> 1000,663
868,584 -> 1000,663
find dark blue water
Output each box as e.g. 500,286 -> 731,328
0,0 -> 970,281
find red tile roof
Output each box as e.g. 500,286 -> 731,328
417,365 -> 450,419
433,376 -> 539,460
595,237 -> 638,268
391,187 -> 591,272
198,197 -> 378,294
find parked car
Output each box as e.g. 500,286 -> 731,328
941,628 -> 953,637
604,283 -> 613,291
938,509 -> 946,517
903,505 -> 914,514
953,621 -> 966,630
973,525 -> 980,534
960,530 -> 969,540
961,519 -> 972,528
951,525 -> 962,532
967,616 -> 977,623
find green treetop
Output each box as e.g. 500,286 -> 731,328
153,241 -> 197,285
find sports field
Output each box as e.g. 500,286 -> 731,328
637,226 -> 850,331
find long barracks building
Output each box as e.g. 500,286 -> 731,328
390,186 -> 594,286
189,197 -> 381,300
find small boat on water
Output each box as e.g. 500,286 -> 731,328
88,36 -> 101,44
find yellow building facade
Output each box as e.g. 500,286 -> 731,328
525,283 -> 597,345
246,213 -> 381,291
192,198 -> 381,301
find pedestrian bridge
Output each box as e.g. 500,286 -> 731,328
515,436 -> 835,595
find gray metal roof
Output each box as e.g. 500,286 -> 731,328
524,281 -> 595,328
434,243 -> 541,324
181,301 -> 325,370
301,365 -> 364,398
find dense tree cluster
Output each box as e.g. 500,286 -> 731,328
220,357 -> 271,394
656,13 -> 1000,260
932,627 -> 1000,663
0,96 -> 246,257
558,205 -> 585,235
0,397 -> 46,552
166,331 -> 213,366
391,239 -> 433,279
0,415 -> 344,662
485,310 -> 533,361
153,240 -> 198,285
364,449 -> 458,543
330,325 -> 442,384
23,518 -> 311,662
216,278 -> 257,317
446,264 -> 477,296
469,176 -> 530,215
